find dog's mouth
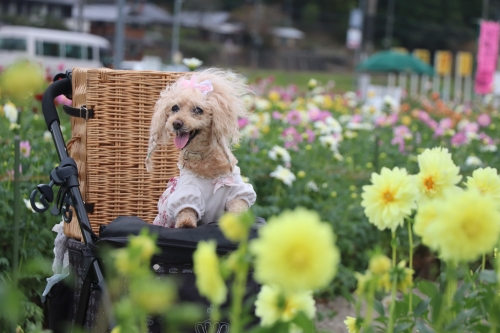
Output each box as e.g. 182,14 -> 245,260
174,130 -> 199,150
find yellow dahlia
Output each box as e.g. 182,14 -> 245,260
354,271 -> 372,296
129,279 -> 175,314
466,167 -> 500,208
424,189 -> 500,262
361,167 -> 419,231
219,212 -> 249,242
344,316 -> 360,333
416,147 -> 462,203
250,208 -> 340,292
368,254 -> 391,275
413,198 -> 443,250
129,233 -> 157,260
193,240 -> 227,305
254,285 -> 316,326
380,261 -> 414,292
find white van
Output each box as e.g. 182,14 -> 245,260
0,25 -> 112,74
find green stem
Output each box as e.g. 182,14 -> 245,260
354,292 -> 362,318
363,278 -> 376,330
12,109 -> 21,285
407,219 -> 414,314
387,271 -> 398,333
229,240 -> 250,333
209,305 -> 221,333
392,231 -> 397,267
387,231 -> 398,333
482,253 -> 486,271
490,322 -> 497,333
445,261 -> 458,326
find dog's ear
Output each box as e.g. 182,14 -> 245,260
210,94 -> 238,147
146,95 -> 171,172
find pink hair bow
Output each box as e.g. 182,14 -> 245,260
213,175 -> 237,193
180,75 -> 213,95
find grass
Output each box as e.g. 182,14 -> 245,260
236,67 -> 392,94
236,67 -> 357,93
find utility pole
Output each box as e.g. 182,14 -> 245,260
482,0 -> 489,19
384,0 -> 395,49
363,0 -> 378,56
171,0 -> 183,64
113,0 -> 126,70
286,0 -> 293,26
250,0 -> 263,68
77,0 -> 84,32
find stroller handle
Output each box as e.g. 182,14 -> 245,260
42,77 -> 72,130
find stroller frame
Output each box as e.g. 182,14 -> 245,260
31,71 -> 116,330
32,70 -> 263,332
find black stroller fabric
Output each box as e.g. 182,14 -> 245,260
67,216 -> 265,332
98,216 -> 265,262
44,280 -> 74,333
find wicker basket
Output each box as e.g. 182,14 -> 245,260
64,68 -> 184,239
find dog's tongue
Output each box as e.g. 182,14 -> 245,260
174,132 -> 190,149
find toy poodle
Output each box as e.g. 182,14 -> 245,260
145,68 -> 256,228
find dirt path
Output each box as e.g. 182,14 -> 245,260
315,296 -> 356,333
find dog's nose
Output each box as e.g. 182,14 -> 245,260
173,119 -> 183,130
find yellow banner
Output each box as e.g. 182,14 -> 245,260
456,51 -> 473,77
435,50 -> 453,76
413,49 -> 430,64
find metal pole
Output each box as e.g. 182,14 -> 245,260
384,0 -> 395,49
482,0 -> 489,20
77,0 -> 84,32
250,0 -> 263,68
171,0 -> 183,64
364,0 -> 378,55
113,0 -> 126,70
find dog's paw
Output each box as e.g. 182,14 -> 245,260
175,218 -> 197,228
226,198 -> 249,213
175,208 -> 197,228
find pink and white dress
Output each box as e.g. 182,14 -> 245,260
153,166 -> 256,228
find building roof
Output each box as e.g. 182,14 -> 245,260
271,27 -> 305,39
205,22 -> 243,34
29,0 -> 74,4
179,11 -> 229,29
72,3 -> 172,24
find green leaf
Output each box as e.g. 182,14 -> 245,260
446,309 -> 478,330
453,281 -> 471,303
418,280 -> 439,298
415,320 -> 435,333
470,323 -> 491,333
479,270 -> 497,284
430,293 -> 443,325
413,299 -> 430,317
394,299 -> 409,319
394,321 -> 413,333
374,300 -> 385,317
291,312 -> 314,333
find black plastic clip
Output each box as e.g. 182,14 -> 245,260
63,105 -> 94,119
30,157 -> 79,215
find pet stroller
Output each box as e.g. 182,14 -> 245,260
30,68 -> 263,333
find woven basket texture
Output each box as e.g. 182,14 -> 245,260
64,68 -> 184,239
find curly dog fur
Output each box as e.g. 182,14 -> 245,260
146,68 -> 253,228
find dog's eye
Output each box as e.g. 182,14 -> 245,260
193,107 -> 203,115
171,105 -> 179,112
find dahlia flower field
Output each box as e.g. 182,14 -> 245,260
2,62 -> 500,332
